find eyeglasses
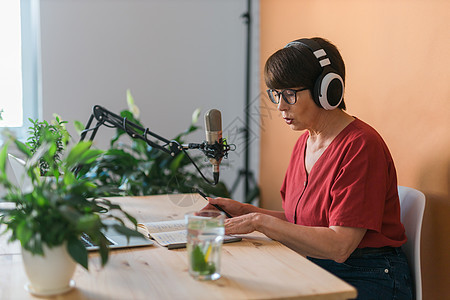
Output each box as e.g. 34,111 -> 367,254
266,88 -> 308,105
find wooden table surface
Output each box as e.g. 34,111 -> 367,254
0,194 -> 357,300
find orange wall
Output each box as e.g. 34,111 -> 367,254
259,1 -> 450,299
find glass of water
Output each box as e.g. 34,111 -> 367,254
185,210 -> 225,280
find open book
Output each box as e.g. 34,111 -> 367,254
138,219 -> 242,249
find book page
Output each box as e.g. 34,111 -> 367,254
139,219 -> 186,234
150,230 -> 187,247
137,219 -> 242,248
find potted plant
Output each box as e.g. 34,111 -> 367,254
0,128 -> 142,296
26,115 -> 70,176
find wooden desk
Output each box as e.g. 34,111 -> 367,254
0,194 -> 357,299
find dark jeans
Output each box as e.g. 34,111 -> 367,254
308,247 -> 413,300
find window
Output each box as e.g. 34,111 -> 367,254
0,0 -> 41,142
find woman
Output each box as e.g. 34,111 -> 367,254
205,37 -> 413,299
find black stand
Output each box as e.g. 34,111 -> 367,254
231,0 -> 259,204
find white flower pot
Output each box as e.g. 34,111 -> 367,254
21,242 -> 76,296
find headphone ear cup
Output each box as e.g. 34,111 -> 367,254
285,38 -> 345,109
313,69 -> 344,110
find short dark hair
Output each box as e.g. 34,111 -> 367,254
264,37 -> 346,110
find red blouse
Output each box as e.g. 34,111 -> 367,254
280,119 -> 406,248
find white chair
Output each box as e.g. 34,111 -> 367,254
398,186 -> 426,300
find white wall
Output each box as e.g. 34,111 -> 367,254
39,0 -> 260,201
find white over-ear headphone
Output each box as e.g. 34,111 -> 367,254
284,38 -> 344,110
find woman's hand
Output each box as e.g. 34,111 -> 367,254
202,197 -> 249,217
224,213 -> 262,235
201,198 -> 260,234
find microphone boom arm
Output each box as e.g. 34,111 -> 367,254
79,105 -> 232,185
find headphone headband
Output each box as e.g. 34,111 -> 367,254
285,39 -> 331,68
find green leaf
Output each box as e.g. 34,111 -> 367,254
16,220 -> 32,246
112,224 -> 144,238
78,149 -> 103,165
0,143 -> 9,175
65,141 -> 92,166
126,89 -> 140,119
73,120 -> 85,135
76,215 -> 101,232
63,171 -> 76,187
123,211 -> 138,226
191,245 -> 207,272
67,237 -> 89,270
13,140 -> 32,158
191,108 -> 201,124
47,142 -> 58,160
98,241 -> 110,266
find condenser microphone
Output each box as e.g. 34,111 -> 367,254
204,109 -> 223,184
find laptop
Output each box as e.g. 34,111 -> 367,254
5,154 -> 32,193
80,220 -> 154,251
6,154 -> 154,251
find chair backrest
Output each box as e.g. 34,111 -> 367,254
398,186 -> 426,300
